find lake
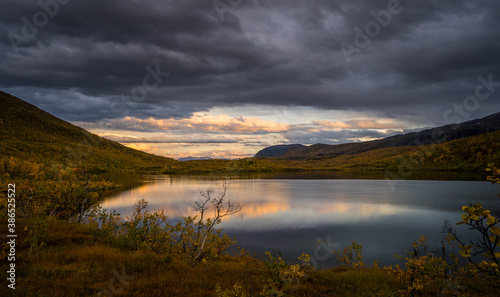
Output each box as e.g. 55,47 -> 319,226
101,173 -> 500,267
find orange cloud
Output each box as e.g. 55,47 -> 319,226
313,120 -> 352,128
117,113 -> 290,133
131,143 -> 259,159
124,143 -> 159,153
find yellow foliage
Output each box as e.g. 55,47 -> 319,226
390,236 -> 448,296
215,283 -> 246,297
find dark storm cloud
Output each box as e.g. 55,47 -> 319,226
1,0 -> 499,124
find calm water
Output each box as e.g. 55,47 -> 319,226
102,174 -> 500,267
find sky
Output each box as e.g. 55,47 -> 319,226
1,0 -> 500,159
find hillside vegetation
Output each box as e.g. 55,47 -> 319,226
2,91 -> 500,296
1,90 -> 498,177
254,144 -> 305,158
1,168 -> 500,297
0,91 -> 176,173
280,112 -> 500,159
1,217 -> 498,297
265,130 -> 500,173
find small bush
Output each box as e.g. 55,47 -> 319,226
389,236 -> 448,296
23,216 -> 49,256
261,251 -> 305,296
84,184 -> 240,266
332,241 -> 364,268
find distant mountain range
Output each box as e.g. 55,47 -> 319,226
2,90 -> 499,174
178,156 -> 214,161
178,156 -> 236,161
255,112 -> 500,159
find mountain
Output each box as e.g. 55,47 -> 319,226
2,90 -> 499,175
254,144 -> 305,158
279,112 -> 500,159
272,130 -> 500,172
178,156 -> 212,161
0,91 -> 175,172
178,156 -> 237,162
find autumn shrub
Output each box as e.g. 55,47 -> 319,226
388,236 -> 448,296
332,241 -> 365,268
84,185 -> 240,266
260,251 -> 306,297
215,283 -> 247,297
444,164 -> 500,281
84,205 -> 122,243
23,216 -> 49,256
4,163 -> 117,221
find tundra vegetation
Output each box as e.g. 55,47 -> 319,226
1,159 -> 500,296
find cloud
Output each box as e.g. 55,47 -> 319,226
313,120 -> 352,129
314,118 -> 410,129
82,113 -> 290,134
283,125 -> 402,145
101,134 -> 239,144
2,0 -> 499,122
123,143 -> 159,154
1,0 -> 499,156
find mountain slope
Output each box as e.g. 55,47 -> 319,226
254,144 -> 305,158
272,130 -> 500,172
281,112 -> 500,159
0,91 -> 175,172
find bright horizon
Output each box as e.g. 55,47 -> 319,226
74,105 -> 429,159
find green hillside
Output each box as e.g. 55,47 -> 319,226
0,91 -> 176,173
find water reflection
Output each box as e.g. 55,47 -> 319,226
103,176 -> 500,266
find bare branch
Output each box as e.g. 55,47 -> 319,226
191,182 -> 241,265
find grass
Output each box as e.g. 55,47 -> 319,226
1,218 -> 499,296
